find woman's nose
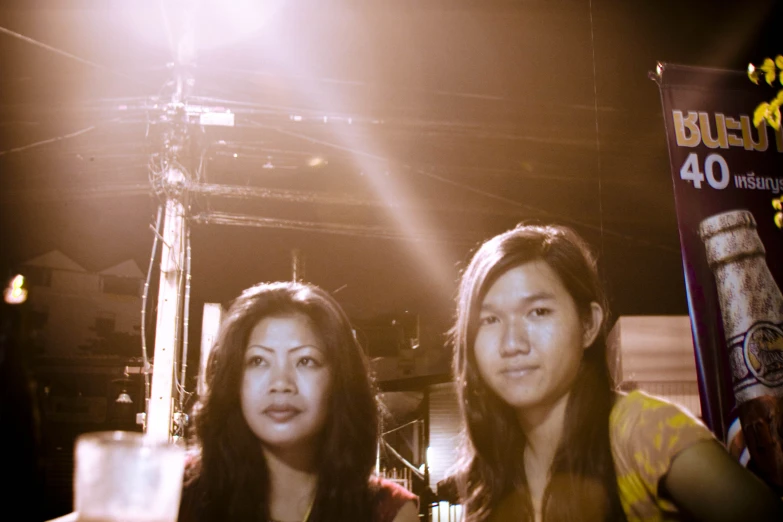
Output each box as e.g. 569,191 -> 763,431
268,364 -> 296,394
500,319 -> 530,356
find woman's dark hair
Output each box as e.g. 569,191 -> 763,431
185,281 -> 379,521
452,224 -> 626,522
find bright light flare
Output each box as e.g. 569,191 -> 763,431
307,156 -> 327,168
246,9 -> 457,301
122,0 -> 288,59
4,275 -> 28,305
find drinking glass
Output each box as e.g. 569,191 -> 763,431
74,431 -> 185,522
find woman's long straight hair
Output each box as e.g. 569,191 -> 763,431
452,225 -> 627,522
185,281 -> 380,521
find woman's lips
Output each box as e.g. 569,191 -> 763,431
263,405 -> 300,422
500,365 -> 538,378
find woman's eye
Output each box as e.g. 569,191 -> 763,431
530,308 -> 551,317
246,355 -> 267,367
297,356 -> 321,368
478,315 -> 499,326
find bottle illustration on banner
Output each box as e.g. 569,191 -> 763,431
699,209 -> 783,492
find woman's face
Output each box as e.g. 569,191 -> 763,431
240,312 -> 332,452
473,260 -> 601,416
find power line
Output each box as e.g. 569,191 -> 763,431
0,123 -> 99,157
0,25 -> 156,90
247,122 -> 679,253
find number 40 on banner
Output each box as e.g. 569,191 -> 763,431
680,152 -> 730,190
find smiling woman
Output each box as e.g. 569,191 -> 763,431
451,224 -> 783,522
179,281 -> 418,522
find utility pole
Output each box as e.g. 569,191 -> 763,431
146,5 -> 196,440
147,190 -> 186,440
146,100 -> 190,441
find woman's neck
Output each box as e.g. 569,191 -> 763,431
516,391 -> 571,518
516,391 -> 570,459
263,445 -> 318,522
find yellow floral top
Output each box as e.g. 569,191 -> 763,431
610,390 -> 715,521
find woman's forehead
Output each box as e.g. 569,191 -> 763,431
481,261 -> 570,305
246,312 -> 322,347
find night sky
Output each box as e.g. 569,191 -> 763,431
1,0 -> 782,364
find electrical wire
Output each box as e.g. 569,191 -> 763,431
196,65 -> 624,108
249,122 -> 679,253
141,205 -> 164,409
172,207 -> 185,398
383,418 -> 423,437
158,0 -> 178,63
178,224 -> 192,411
588,0 -> 606,260
0,25 -> 155,90
0,181 -> 150,203
0,124 -> 99,157
381,440 -> 425,481
191,211 -> 479,244
189,95 -> 318,118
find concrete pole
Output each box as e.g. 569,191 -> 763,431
144,1 -> 196,441
147,191 -> 185,441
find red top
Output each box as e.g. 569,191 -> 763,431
179,464 -> 418,522
370,476 -> 419,522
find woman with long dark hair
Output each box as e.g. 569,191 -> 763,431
452,224 -> 782,522
179,281 -> 418,522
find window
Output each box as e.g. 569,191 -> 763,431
94,312 -> 116,337
23,266 -> 52,287
101,275 -> 141,297
29,309 -> 49,329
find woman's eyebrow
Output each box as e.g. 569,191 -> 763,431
246,344 -> 323,353
480,291 -> 556,310
522,291 -> 556,303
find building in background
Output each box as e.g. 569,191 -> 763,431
21,250 -> 143,357
608,315 -> 701,417
18,250 -> 146,518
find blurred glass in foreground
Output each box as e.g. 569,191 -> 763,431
75,431 -> 184,522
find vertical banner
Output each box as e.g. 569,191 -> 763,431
655,63 -> 783,492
